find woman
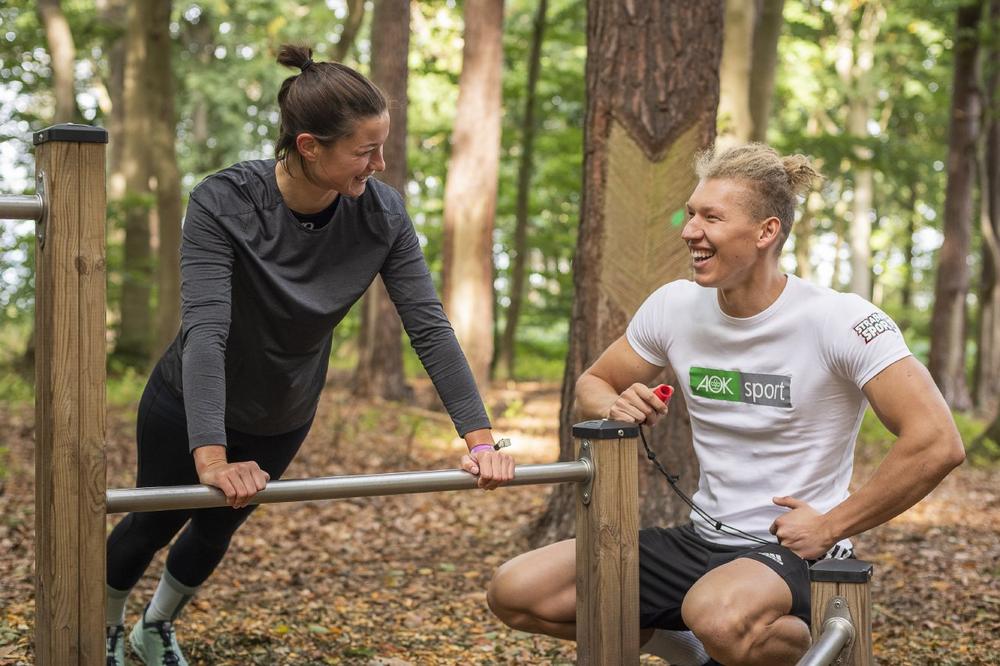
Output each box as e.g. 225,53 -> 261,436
105,44 -> 515,666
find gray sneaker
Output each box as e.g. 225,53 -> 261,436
128,608 -> 189,666
106,625 -> 125,666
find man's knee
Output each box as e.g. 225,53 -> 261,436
683,587 -> 757,662
486,560 -> 535,630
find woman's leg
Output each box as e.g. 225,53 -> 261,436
106,364 -> 195,624
153,417 -> 312,605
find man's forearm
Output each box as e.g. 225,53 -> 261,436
823,431 -> 964,543
575,373 -> 620,419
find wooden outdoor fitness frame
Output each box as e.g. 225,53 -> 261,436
11,124 -> 871,666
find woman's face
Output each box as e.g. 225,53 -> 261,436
302,113 -> 389,197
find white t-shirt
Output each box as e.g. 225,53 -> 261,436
626,275 -> 911,548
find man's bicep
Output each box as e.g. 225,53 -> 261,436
584,336 -> 665,393
862,356 -> 950,438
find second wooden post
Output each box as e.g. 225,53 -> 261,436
573,419 -> 640,665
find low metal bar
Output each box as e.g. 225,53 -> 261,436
0,193 -> 44,220
106,460 -> 592,514
796,617 -> 854,666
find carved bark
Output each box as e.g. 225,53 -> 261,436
929,0 -> 983,411
441,0 -> 505,387
530,0 -> 725,546
353,0 -> 412,401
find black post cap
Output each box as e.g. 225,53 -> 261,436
809,558 -> 873,583
33,124 -> 109,146
572,419 -> 640,439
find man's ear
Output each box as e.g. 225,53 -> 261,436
295,133 -> 321,162
757,216 -> 782,250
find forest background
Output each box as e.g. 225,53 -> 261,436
0,0 -> 999,664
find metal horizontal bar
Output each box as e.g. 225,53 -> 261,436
106,460 -> 592,514
0,194 -> 44,221
796,617 -> 854,666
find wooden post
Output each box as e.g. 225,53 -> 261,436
573,420 -> 640,665
810,559 -> 874,666
33,123 -> 108,666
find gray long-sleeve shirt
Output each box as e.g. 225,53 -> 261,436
158,159 -> 490,450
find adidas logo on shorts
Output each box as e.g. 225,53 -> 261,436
759,552 -> 784,566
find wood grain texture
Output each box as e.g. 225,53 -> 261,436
810,580 -> 873,666
576,436 -> 639,665
34,138 -> 107,665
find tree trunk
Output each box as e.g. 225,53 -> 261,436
115,0 -> 155,366
749,0 -> 785,142
440,0 -> 505,388
899,185 -> 918,330
835,1 -> 883,299
717,0 -> 755,147
334,0 -> 367,63
928,0 -> 983,412
975,0 -> 1000,414
36,0 -> 78,123
793,188 -> 820,281
530,0 -> 726,547
149,1 -> 182,360
497,0 -> 548,381
100,0 -> 127,199
352,0 -> 412,401
25,0 -> 79,368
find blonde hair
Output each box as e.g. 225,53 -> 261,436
694,143 -> 821,250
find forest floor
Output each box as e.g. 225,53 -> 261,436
1,375 -> 998,665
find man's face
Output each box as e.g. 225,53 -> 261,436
680,178 -> 764,289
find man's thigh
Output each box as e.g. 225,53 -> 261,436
687,543 -> 812,629
639,524 -> 731,630
640,526 -> 812,631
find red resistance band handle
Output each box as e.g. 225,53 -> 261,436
653,384 -> 674,404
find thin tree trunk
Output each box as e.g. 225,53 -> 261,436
149,1 -> 182,359
115,0 -> 155,366
975,0 -> 1000,414
717,0 -> 755,147
25,0 -> 79,368
497,0 -> 548,381
929,0 -> 983,411
835,1 -> 883,299
530,0 -> 726,546
99,0 -> 127,200
899,185 -> 917,330
352,0 -> 412,401
749,0 -> 785,142
334,0 -> 367,63
793,188 -> 820,281
36,0 -> 78,123
441,0 -> 505,388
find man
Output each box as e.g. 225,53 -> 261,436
486,144 -> 965,665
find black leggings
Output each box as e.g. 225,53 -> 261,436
106,363 -> 311,590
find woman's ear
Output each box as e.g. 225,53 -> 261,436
295,133 -> 320,162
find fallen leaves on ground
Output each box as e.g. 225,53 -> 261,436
1,378 -> 997,664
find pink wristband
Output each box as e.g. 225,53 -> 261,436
470,444 -> 494,455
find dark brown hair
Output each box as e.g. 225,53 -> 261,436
274,44 -> 387,166
695,143 -> 822,250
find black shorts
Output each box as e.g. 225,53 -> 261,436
639,523 -> 812,631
